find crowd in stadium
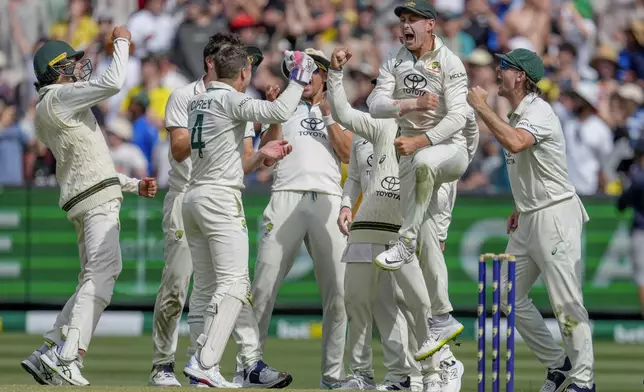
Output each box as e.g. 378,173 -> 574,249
0,0 -> 643,196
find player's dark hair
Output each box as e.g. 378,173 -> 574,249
202,33 -> 244,73
214,46 -> 250,80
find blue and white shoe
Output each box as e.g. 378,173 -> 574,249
337,374 -> 376,390
149,363 -> 182,386
39,343 -> 89,386
183,355 -> 239,388
540,357 -> 572,392
564,384 -> 595,392
377,376 -> 410,390
21,350 -> 63,386
374,238 -> 417,271
244,360 -> 293,388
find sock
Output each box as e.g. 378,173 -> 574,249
36,343 -> 49,355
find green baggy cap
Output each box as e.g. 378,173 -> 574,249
495,48 -> 545,83
33,40 -> 84,81
246,45 -> 264,71
394,0 -> 437,20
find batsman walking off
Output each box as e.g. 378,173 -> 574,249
467,48 -> 595,392
21,26 -> 157,386
367,0 -> 471,360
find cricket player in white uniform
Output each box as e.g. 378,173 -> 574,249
181,46 -> 316,387
148,33 -> 276,388
20,27 -> 158,387
367,0 -> 471,359
149,33 -> 273,388
237,48 -> 353,389
329,48 -> 473,392
467,48 -> 595,392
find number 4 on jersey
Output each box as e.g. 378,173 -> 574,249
191,113 -> 205,158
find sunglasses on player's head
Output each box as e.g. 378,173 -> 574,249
500,59 -> 522,71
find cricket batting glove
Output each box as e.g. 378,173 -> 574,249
283,50 -> 317,85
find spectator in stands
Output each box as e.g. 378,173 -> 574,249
563,82 -> 614,195
499,0 -> 550,55
617,139 -> 644,319
621,20 -> 644,83
465,48 -> 510,118
439,12 -> 475,60
0,95 -> 35,185
591,44 -> 621,126
49,0 -> 99,51
127,92 -> 158,176
556,0 -> 597,81
156,52 -> 190,91
616,83 -> 644,142
120,55 -> 171,131
106,116 -> 148,179
172,0 -> 227,81
551,42 -> 580,92
128,0 -> 177,58
462,0 -> 503,50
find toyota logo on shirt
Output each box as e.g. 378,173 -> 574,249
403,74 -> 428,96
299,117 -> 327,139
377,176 -> 401,199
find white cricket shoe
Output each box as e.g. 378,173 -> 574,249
422,373 -> 442,392
377,376 -> 411,390
440,359 -> 464,392
243,360 -> 293,388
337,374 -> 376,390
183,355 -> 240,388
374,238 -> 417,271
415,317 -> 464,361
189,378 -> 210,388
232,370 -> 244,387
39,344 -> 89,386
21,350 -> 63,386
148,363 -> 182,387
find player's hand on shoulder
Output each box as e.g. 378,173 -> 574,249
111,26 -> 132,42
506,210 -> 519,234
138,177 -> 157,198
260,140 -> 292,162
337,206 -> 353,236
330,48 -> 352,71
265,85 -> 281,102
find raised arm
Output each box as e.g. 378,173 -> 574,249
425,57 -> 468,145
53,28 -> 131,116
226,81 -> 304,124
327,68 -> 380,143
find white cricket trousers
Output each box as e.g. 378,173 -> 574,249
182,186 -> 262,369
244,190 -> 347,384
398,142 -> 468,239
44,199 -> 122,352
501,196 -> 594,388
343,245 -> 429,384
152,191 -> 192,366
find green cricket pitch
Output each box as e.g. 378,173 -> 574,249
0,333 -> 642,391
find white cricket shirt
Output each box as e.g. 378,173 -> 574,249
506,93 -> 577,213
164,76 -> 255,193
187,80 -> 304,191
266,102 -> 344,196
368,36 -> 468,149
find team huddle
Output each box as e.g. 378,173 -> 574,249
20,1 -> 596,392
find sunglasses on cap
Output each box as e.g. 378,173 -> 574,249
500,59 -> 522,71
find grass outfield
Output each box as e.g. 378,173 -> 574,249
0,333 -> 642,391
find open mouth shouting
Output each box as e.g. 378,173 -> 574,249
403,31 -> 416,45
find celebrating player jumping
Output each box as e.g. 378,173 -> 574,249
21,26 -> 157,387
467,48 -> 596,392
367,0 -> 471,360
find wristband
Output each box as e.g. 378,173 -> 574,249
323,115 -> 336,127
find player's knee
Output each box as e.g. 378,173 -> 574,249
324,295 -> 346,323
223,276 -> 252,306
